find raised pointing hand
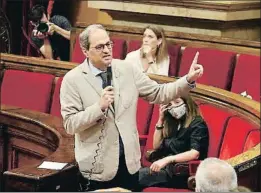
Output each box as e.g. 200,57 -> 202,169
187,52 -> 203,83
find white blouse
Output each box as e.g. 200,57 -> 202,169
125,49 -> 170,76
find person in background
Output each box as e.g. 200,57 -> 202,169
125,25 -> 170,76
60,24 -> 203,191
195,157 -> 238,192
28,4 -> 71,61
139,95 -> 209,189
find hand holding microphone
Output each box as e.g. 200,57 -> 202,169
99,66 -> 114,111
99,86 -> 114,111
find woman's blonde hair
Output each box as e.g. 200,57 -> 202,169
143,25 -> 169,64
164,95 -> 201,137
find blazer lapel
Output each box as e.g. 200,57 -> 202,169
81,60 -> 115,114
81,61 -> 102,96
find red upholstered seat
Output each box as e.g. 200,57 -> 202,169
1,70 -> 54,113
168,44 -> 181,77
71,36 -> 85,64
143,187 -> 191,192
50,77 -> 63,117
137,98 -> 154,135
127,40 -> 142,54
219,116 -> 259,160
111,37 -> 126,59
178,47 -> 236,90
243,130 -> 260,152
199,104 -> 231,157
137,98 -> 154,155
141,104 -> 159,167
231,54 -> 260,101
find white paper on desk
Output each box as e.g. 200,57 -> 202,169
38,161 -> 68,170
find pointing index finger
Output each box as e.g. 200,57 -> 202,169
192,51 -> 199,66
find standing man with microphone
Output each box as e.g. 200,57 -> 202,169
60,24 -> 203,191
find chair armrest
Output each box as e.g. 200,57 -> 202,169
172,160 -> 201,176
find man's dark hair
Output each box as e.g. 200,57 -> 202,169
28,5 -> 46,23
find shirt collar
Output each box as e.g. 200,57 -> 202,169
88,59 -> 105,76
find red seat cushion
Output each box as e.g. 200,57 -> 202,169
111,37 -> 126,59
199,104 -> 231,157
143,187 -> 191,192
1,70 -> 54,113
71,36 -> 85,64
50,77 -> 63,117
127,40 -> 142,53
231,54 -> 260,101
219,116 -> 259,160
141,104 -> 159,167
178,47 -> 236,90
168,44 -> 181,77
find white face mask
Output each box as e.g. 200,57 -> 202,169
168,104 -> 186,119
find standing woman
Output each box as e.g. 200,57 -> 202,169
139,95 -> 209,189
125,25 -> 170,76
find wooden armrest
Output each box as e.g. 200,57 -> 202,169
172,160 -> 201,176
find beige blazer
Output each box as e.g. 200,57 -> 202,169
60,59 -> 191,181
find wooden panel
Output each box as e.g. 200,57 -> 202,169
113,0 -> 261,11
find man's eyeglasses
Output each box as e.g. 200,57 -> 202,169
90,41 -> 113,52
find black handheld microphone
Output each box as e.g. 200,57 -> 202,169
107,66 -> 112,87
106,66 -> 114,109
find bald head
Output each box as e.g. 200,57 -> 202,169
195,158 -> 238,192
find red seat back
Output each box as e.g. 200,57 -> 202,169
71,36 -> 86,64
1,70 -> 55,113
141,104 -> 159,167
136,98 -> 153,135
199,104 -> 231,157
178,47 -> 236,90
243,130 -> 260,152
168,44 -> 181,77
127,40 -> 142,54
111,37 -> 126,59
231,54 -> 260,101
219,116 -> 259,160
50,77 -> 63,117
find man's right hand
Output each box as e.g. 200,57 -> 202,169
187,52 -> 204,83
99,86 -> 114,111
32,29 -> 47,39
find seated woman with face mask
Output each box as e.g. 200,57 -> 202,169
139,95 -> 209,189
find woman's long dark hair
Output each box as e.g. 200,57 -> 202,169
163,95 -> 201,137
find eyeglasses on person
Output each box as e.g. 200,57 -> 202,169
90,41 -> 113,52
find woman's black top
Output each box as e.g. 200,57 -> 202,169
158,116 -> 209,160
